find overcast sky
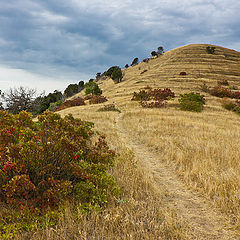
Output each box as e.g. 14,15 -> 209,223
0,0 -> 240,93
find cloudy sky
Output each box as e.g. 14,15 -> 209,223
0,0 -> 239,93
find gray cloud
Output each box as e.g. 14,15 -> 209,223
0,0 -> 240,92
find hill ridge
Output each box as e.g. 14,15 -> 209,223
59,43 -> 240,239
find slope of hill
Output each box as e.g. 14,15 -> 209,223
57,44 -> 240,239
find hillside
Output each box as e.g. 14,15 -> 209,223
57,44 -> 240,239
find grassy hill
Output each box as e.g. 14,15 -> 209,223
15,44 -> 240,239
55,44 -> 240,239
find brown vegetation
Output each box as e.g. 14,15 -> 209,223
5,44 -> 240,239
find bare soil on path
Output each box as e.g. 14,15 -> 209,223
115,112 -> 238,240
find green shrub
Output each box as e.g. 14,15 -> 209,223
79,80 -> 84,89
222,98 -> 240,114
64,84 -> 79,98
84,81 -> 102,95
48,100 -> 63,111
34,91 -> 63,114
97,104 -> 121,113
206,46 -> 216,54
179,92 -> 205,112
0,110 -> 116,214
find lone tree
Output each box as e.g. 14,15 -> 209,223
131,57 -> 139,66
125,64 -> 129,68
2,86 -> 38,114
157,46 -> 164,55
111,66 -> 123,83
84,80 -> 102,95
206,46 -> 216,54
151,51 -> 158,57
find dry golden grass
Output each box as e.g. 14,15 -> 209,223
13,44 -> 240,239
16,152 -> 189,240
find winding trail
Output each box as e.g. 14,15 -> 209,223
115,112 -> 237,240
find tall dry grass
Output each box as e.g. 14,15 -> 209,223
13,43 -> 240,238
120,106 -> 240,226
10,107 -> 188,239
58,43 -> 240,230
16,151 -> 189,240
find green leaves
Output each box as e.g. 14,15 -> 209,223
179,92 -> 205,112
84,81 -> 102,95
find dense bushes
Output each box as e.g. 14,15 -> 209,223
209,86 -> 240,99
84,81 -> 102,95
132,88 -> 175,101
0,110 -> 116,214
103,66 -> 122,83
132,87 -> 175,108
48,100 -> 63,112
64,81 -> 84,98
179,92 -> 205,112
104,66 -> 119,78
222,98 -> 240,114
89,95 -> 108,104
55,97 -> 85,111
111,67 -> 123,83
34,90 -> 63,114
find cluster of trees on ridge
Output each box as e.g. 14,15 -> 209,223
0,45 -> 165,115
0,78 -> 103,115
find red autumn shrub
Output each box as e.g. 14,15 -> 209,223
209,86 -> 240,99
149,88 -> 175,101
89,95 -> 108,104
55,97 -> 85,111
84,94 -> 93,100
132,87 -> 175,108
140,100 -> 166,108
0,110 -> 116,213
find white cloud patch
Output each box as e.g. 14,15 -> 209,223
0,65 -> 74,94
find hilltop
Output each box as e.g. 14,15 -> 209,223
56,44 -> 240,239
7,44 -> 240,239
